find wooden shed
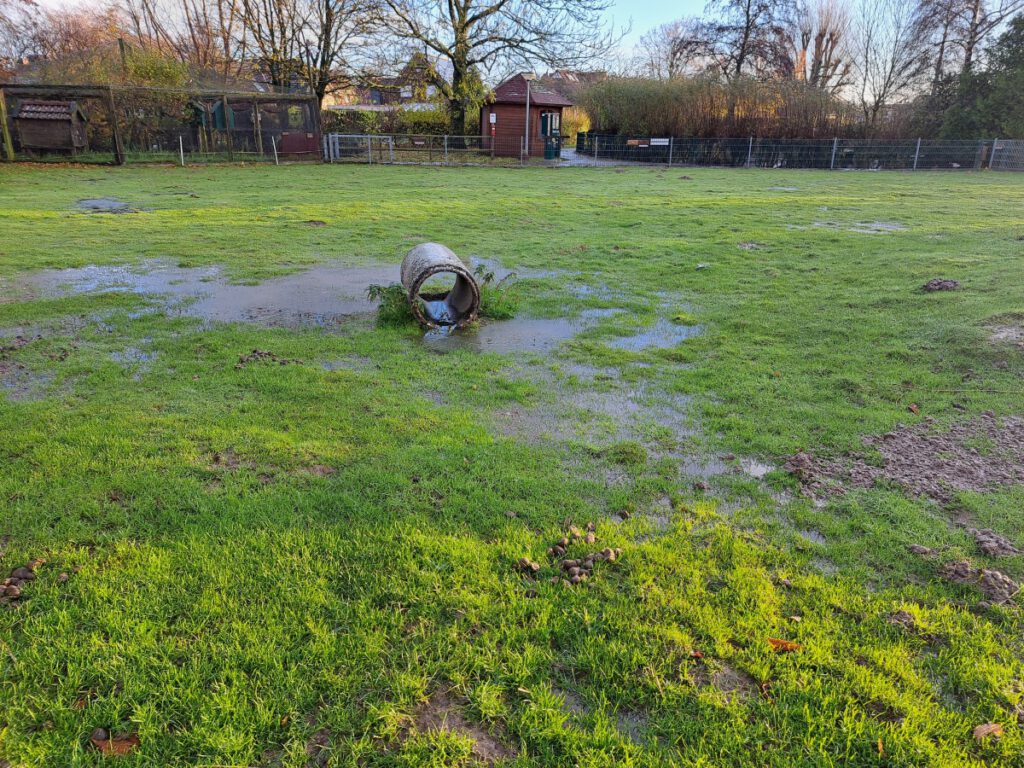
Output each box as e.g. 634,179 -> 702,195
14,100 -> 88,154
480,74 -> 572,158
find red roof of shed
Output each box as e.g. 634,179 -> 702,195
489,74 -> 572,107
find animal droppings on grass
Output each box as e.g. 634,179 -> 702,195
786,415 -> 1024,502
942,560 -> 1020,604
967,528 -> 1020,557
88,728 -> 140,756
922,278 -> 960,292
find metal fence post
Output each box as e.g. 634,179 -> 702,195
179,135 -> 185,166
594,136 -> 599,164
746,136 -> 753,168
913,138 -> 921,170
272,136 -> 279,165
444,135 -> 449,165
667,136 -> 673,167
367,135 -> 372,164
990,138 -> 999,169
829,137 -> 838,170
389,136 -> 394,164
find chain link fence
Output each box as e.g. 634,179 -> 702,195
322,132 -> 1024,171
569,134 -> 1020,171
322,134 -> 555,167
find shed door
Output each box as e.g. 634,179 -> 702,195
540,112 -> 560,137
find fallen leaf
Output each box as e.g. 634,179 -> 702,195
90,729 -> 140,756
877,738 -> 884,757
908,403 -> 920,414
788,615 -> 802,623
759,681 -> 773,701
690,650 -> 704,659
767,637 -> 802,653
973,723 -> 1003,740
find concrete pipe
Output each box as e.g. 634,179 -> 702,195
401,242 -> 481,328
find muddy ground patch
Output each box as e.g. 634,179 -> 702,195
402,690 -> 515,764
787,413 -> 1024,502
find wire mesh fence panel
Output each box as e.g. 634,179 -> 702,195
991,140 -> 1024,171
568,133 -> 1014,171
322,134 -> 549,167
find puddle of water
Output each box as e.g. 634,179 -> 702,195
321,355 -> 375,372
111,347 -> 157,366
0,364 -> 55,402
14,260 -> 396,329
799,529 -> 827,545
852,221 -> 907,233
422,308 -> 615,355
76,198 -> 138,214
468,256 -> 563,282
739,458 -> 774,478
607,319 -> 702,351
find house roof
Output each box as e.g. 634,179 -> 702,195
490,74 -> 572,107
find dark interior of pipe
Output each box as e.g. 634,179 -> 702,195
416,271 -> 478,326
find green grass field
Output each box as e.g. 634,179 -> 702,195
1,163 -> 1023,767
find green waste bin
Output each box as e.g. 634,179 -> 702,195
544,137 -> 560,160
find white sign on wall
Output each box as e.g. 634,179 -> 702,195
489,113 -> 497,124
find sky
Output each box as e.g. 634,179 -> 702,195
607,0 -> 705,47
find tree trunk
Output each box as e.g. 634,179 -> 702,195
448,62 -> 467,136
962,0 -> 983,74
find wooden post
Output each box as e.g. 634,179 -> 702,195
0,88 -> 15,162
222,95 -> 233,160
107,86 -> 125,165
252,100 -> 264,157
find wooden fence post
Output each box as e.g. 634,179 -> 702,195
107,86 -> 125,165
0,89 -> 15,162
222,95 -> 233,161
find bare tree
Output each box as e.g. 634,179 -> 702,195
297,0 -> 375,106
633,19 -> 710,79
1,0 -> 36,71
239,0 -> 302,87
957,0 -> 1024,72
700,0 -> 795,80
913,0 -> 969,84
785,0 -> 851,93
123,0 -> 247,82
240,0 -> 371,103
375,0 -> 617,135
851,0 -> 929,129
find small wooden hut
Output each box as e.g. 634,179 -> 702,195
14,100 -> 88,154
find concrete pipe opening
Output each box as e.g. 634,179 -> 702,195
401,243 -> 481,329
